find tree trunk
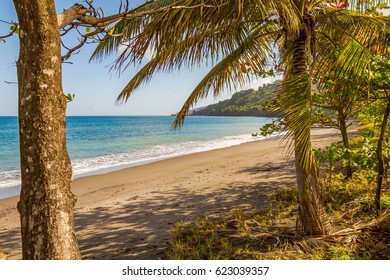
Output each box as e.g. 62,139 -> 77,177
338,109 -> 352,179
13,0 -> 81,259
375,97 -> 390,216
294,143 -> 330,235
289,30 -> 330,236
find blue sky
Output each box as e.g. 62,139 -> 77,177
0,0 -> 274,116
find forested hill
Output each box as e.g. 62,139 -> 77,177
190,80 -> 281,117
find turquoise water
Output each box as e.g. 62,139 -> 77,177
0,116 -> 272,198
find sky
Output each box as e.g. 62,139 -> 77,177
0,0 -> 275,116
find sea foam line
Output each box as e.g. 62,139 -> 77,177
0,132 -> 284,191
71,133 -> 270,176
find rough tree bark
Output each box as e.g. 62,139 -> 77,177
13,0 -> 80,259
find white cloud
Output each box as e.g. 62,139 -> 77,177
249,76 -> 277,90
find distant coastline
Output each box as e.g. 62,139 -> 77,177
172,81 -> 281,117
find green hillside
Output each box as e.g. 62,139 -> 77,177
191,80 -> 281,117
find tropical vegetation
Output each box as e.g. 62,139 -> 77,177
1,0 -> 389,260
92,0 -> 389,236
190,81 -> 280,117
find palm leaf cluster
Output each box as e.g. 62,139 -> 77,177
91,1 -> 388,123
91,0 -> 389,235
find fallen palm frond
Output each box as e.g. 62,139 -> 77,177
167,207 -> 390,259
304,212 -> 390,259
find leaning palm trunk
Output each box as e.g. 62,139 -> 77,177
285,29 -> 331,236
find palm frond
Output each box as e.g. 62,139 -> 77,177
90,0 -> 179,62
312,7 -> 389,89
279,74 -> 313,161
91,0 -> 295,66
114,21 -> 275,102
172,26 -> 279,128
315,8 -> 390,55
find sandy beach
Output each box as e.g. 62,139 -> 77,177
0,128 -> 344,260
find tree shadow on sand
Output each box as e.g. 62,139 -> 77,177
75,161 -> 296,259
0,160 -> 297,259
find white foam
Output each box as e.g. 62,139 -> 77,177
71,133 -> 281,176
0,132 -> 284,198
0,169 -> 21,189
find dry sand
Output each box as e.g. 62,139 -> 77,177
0,128 -> 344,260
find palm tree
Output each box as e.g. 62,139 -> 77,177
92,0 -> 389,235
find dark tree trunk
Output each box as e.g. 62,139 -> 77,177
289,30 -> 330,236
375,97 -> 390,216
338,109 -> 353,179
13,0 -> 80,259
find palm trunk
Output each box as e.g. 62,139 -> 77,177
14,0 -> 80,259
290,30 -> 330,236
375,96 -> 390,216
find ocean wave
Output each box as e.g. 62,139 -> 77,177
71,133 -> 279,176
0,169 -> 21,189
0,132 -> 283,191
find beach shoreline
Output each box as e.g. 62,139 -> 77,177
0,116 -> 270,193
0,127 -> 344,260
0,132 -> 283,201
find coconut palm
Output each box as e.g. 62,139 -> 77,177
92,0 -> 389,235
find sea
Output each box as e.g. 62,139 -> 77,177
0,115 -> 274,199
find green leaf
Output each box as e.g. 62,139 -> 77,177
107,27 -> 115,35
86,26 -> 93,34
364,130 -> 375,139
372,54 -> 381,62
64,93 -> 75,103
10,24 -> 20,35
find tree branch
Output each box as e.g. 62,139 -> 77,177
57,4 -> 91,29
58,1 -> 228,29
0,20 -> 19,40
56,1 -> 227,61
